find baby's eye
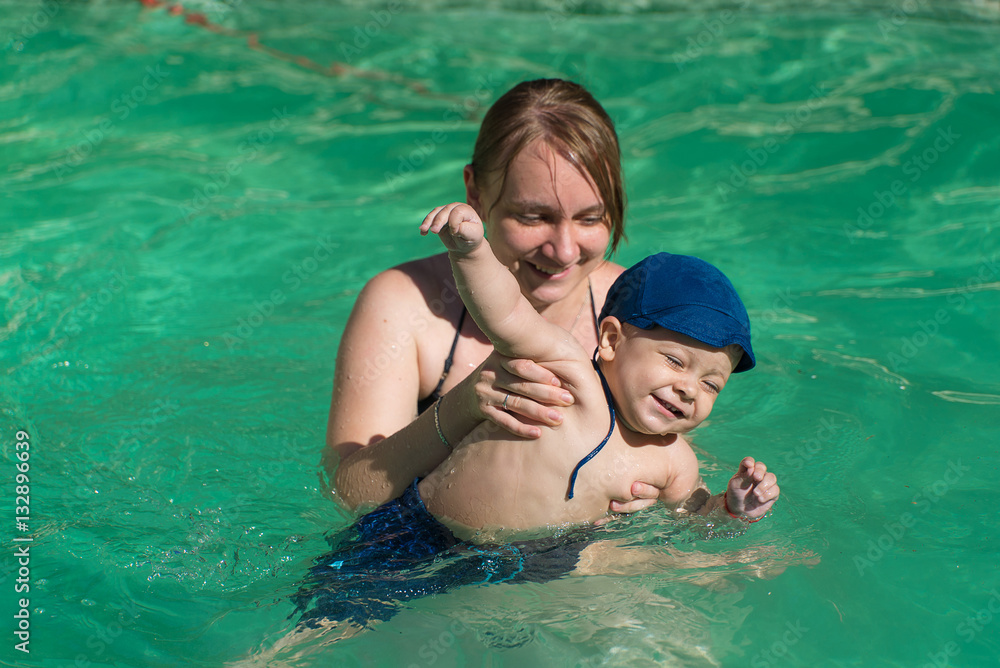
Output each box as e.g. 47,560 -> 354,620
703,381 -> 720,394
665,355 -> 682,368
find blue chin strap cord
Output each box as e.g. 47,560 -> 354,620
566,360 -> 616,500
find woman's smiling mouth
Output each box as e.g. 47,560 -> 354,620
528,262 -> 572,279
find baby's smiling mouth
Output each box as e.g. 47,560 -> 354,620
654,395 -> 685,418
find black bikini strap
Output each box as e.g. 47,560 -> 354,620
428,306 -> 466,399
417,306 -> 468,414
441,307 -> 466,379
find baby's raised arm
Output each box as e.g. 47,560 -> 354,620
420,203 -> 584,364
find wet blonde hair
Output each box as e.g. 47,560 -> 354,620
470,79 -> 627,255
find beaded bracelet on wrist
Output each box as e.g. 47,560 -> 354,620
432,397 -> 452,452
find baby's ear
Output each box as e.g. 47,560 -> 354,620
597,317 -> 624,361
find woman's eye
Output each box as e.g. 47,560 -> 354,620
579,216 -> 605,226
516,213 -> 543,224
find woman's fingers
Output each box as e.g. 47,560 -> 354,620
498,391 -> 563,427
501,358 -> 573,404
474,355 -> 572,430
499,377 -> 572,408
608,481 -> 659,514
502,357 -> 562,388
609,496 -> 657,514
480,404 -> 542,439
479,387 -> 562,428
631,481 -> 660,499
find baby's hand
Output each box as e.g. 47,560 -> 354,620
724,457 -> 779,522
419,202 -> 485,254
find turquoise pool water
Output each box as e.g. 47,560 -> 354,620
2,1 -> 999,665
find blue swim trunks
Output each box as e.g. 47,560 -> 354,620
292,479 -> 594,629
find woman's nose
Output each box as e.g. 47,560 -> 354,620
542,221 -> 579,266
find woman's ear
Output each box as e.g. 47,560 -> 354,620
597,317 -> 624,361
464,164 -> 483,214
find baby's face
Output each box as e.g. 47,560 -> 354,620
605,325 -> 740,436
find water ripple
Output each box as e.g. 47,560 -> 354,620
811,348 -> 909,385
931,390 -> 1000,404
812,283 -> 1000,298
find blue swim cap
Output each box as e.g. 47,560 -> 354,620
599,252 -> 755,372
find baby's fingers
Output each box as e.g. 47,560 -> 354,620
419,205 -> 450,235
736,458 -> 772,485
749,460 -> 768,483
446,202 -> 482,234
752,474 -> 780,503
736,456 -> 756,480
420,202 -> 475,236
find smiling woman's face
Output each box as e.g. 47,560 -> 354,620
470,139 -> 612,310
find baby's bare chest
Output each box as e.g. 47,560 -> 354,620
577,433 -> 672,501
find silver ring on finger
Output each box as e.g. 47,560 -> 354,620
502,393 -> 510,411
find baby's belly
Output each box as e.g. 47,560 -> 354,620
419,440 -> 609,542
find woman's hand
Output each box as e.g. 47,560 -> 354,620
608,482 -> 661,514
467,351 -> 575,439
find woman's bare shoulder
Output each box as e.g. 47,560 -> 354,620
360,252 -> 454,309
397,252 -> 455,292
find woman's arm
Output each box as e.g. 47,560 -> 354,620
324,266 -> 482,510
326,256 -> 579,510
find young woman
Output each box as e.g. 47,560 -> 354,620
325,79 -> 659,513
